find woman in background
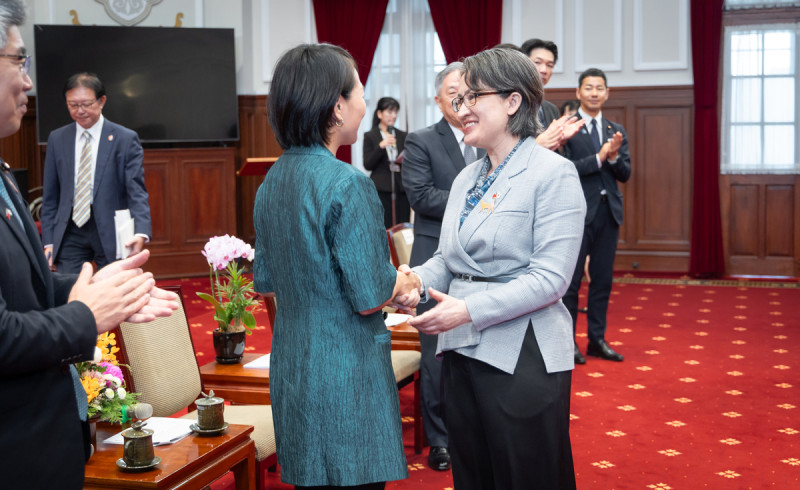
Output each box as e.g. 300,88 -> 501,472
253,44 -> 414,489
363,97 -> 409,228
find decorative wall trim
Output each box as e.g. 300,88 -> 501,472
633,0 -> 689,71
261,0 -> 271,83
94,0 -> 163,26
554,0 -> 565,74
575,0 -> 622,72
195,0 -> 204,27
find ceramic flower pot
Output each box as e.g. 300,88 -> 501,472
212,329 -> 246,364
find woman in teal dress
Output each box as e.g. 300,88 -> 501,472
253,44 -> 417,489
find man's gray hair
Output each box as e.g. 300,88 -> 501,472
435,61 -> 464,95
462,48 -> 543,138
0,0 -> 26,50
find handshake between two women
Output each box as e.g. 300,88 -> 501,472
388,265 -> 472,336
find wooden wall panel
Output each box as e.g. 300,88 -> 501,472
142,158 -> 170,246
721,175 -> 799,277
548,86 -> 694,271
143,148 -> 236,278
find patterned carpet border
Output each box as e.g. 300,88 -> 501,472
613,275 -> 800,288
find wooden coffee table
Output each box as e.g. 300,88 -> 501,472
84,422 -> 255,489
199,324 -> 420,405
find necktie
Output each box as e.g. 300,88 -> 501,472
0,174 -> 23,228
463,143 -> 476,164
73,131 -> 93,227
71,365 -> 89,421
590,119 -> 602,153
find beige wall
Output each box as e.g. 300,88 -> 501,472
21,0 -> 691,95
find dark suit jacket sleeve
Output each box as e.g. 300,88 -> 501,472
40,131 -> 61,247
0,278 -> 95,376
363,128 -> 387,172
123,132 -> 151,237
541,99 -> 560,128
402,131 -> 450,218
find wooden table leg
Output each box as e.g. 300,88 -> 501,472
232,439 -> 256,490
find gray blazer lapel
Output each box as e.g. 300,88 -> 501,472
457,137 -> 533,247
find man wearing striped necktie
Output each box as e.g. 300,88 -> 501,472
0,3 -> 178,487
41,73 -> 151,273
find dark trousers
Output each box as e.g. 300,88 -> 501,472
562,198 -> 619,344
56,213 -> 109,273
377,191 -> 410,229
442,326 -> 575,490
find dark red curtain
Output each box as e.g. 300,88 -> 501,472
689,0 -> 725,278
428,0 -> 503,63
313,0 -> 389,162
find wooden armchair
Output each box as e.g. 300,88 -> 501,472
117,286 -> 277,487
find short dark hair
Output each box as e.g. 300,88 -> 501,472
63,73 -> 106,100
371,97 -> 400,128
268,43 -> 357,150
520,38 -> 558,65
0,0 -> 26,50
493,42 -> 522,52
578,68 -> 607,88
560,99 -> 580,116
462,47 -> 543,138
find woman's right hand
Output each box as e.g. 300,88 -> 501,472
379,133 -> 397,149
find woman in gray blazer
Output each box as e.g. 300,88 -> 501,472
399,48 -> 586,489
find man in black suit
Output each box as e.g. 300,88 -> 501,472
521,38 -> 584,151
562,68 -> 631,364
0,3 -> 178,486
402,62 -> 485,471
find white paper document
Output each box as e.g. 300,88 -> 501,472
114,209 -> 134,259
103,417 -> 195,446
385,313 -> 412,327
243,353 -> 270,369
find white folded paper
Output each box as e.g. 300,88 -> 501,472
243,353 -> 270,369
385,313 -> 412,327
104,417 -> 195,446
114,209 -> 134,259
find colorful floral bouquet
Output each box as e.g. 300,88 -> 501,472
77,332 -> 139,423
197,234 -> 258,334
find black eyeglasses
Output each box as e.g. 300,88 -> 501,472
452,91 -> 511,112
0,54 -> 31,75
67,99 -> 99,111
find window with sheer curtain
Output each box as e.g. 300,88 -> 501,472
350,0 -> 446,174
721,24 -> 800,174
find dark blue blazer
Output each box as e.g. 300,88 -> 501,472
0,163 -> 96,487
563,117 -> 631,225
41,119 -> 151,262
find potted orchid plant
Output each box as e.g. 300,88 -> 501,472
197,235 -> 258,364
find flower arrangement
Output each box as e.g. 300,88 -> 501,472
77,331 -> 138,423
197,234 -> 258,334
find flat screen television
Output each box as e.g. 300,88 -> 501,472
33,24 -> 239,145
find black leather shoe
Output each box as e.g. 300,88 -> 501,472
428,446 -> 451,471
574,342 -> 586,365
587,340 -> 624,362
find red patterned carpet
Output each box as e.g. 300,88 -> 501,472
167,276 -> 800,489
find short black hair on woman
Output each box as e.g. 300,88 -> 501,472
370,96 -> 400,128
268,43 -> 357,150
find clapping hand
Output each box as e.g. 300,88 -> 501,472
407,288 -> 470,335
599,131 -> 623,162
89,249 -> 180,324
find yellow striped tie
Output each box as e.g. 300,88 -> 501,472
72,131 -> 92,227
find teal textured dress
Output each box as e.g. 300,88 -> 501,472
253,145 -> 408,486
